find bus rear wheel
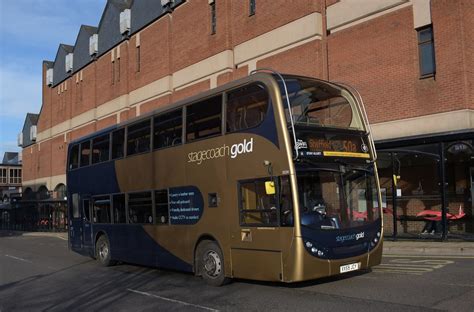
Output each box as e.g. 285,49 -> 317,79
196,240 -> 230,286
96,235 -> 116,267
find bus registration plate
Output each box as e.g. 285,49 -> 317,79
340,262 -> 360,274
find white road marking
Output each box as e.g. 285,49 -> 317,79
5,254 -> 32,263
384,255 -> 474,259
441,283 -> 474,288
372,269 -> 422,275
22,233 -> 68,240
127,288 -> 220,312
373,258 -> 453,276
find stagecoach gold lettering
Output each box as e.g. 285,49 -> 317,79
187,138 -> 254,165
308,138 -> 358,153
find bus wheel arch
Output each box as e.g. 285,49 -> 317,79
194,234 -> 216,275
95,231 -> 116,266
194,236 -> 230,286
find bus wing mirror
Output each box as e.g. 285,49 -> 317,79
265,181 -> 276,195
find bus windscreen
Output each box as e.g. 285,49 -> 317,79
279,77 -> 364,131
297,164 -> 380,230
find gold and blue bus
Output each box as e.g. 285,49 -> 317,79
67,71 -> 383,286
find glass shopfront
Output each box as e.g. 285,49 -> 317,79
376,134 -> 473,241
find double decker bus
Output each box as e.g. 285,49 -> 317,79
67,71 -> 382,286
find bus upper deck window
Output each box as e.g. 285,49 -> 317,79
127,120 -> 151,156
80,141 -> 91,167
227,84 -> 268,133
112,129 -> 125,159
154,109 -> 183,149
69,144 -> 79,170
92,134 -> 110,164
186,95 -> 222,142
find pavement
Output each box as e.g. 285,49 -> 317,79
2,230 -> 474,256
383,239 -> 474,256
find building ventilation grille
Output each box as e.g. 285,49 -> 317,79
17,133 -> 23,147
46,68 -> 54,86
161,0 -> 174,6
120,9 -> 131,34
65,53 -> 74,72
30,125 -> 37,142
89,34 -> 98,56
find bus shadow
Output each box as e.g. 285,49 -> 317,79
233,269 -> 373,289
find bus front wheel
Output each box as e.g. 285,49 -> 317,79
196,240 -> 230,286
96,235 -> 116,267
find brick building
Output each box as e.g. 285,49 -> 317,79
22,0 -> 473,238
0,152 -> 22,202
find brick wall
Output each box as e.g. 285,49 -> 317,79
26,0 -> 473,189
328,1 -> 472,124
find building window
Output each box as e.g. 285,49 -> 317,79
249,0 -> 256,16
111,60 -> 115,85
210,1 -> 216,35
0,168 -> 7,184
136,46 -> 141,73
9,169 -> 21,184
417,25 -> 436,77
117,58 -> 121,82
8,169 -> 14,184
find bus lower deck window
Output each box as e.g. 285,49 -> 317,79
155,190 -> 169,225
113,194 -> 126,223
128,192 -> 153,224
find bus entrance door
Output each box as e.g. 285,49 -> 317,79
82,197 -> 93,252
69,193 -> 82,250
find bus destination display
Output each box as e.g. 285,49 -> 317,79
296,131 -> 370,159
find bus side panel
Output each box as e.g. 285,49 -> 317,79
93,224 -> 193,272
231,249 -> 282,281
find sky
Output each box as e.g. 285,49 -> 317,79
0,0 -> 107,159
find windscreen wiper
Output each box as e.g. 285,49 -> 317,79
334,159 -> 373,173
